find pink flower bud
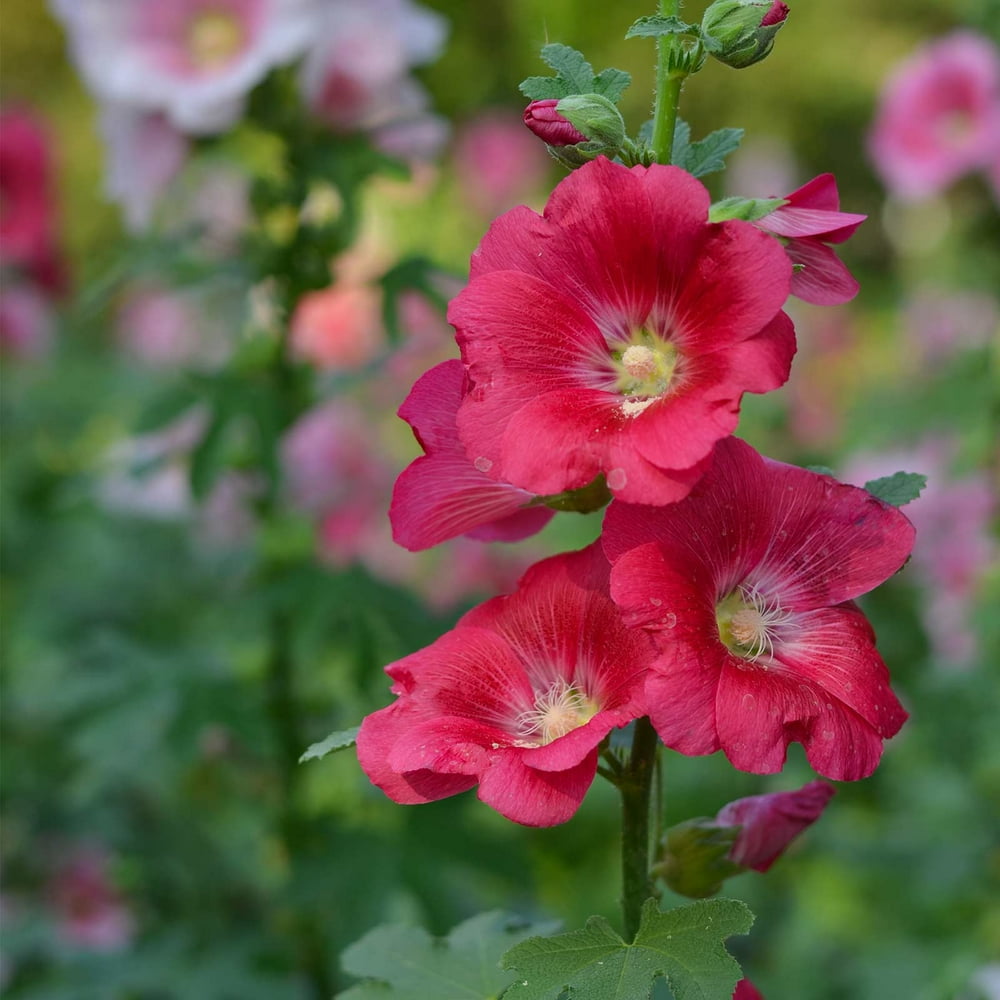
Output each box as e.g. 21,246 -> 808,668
523,99 -> 588,146
734,980 -> 765,1000
717,780 -> 836,872
760,2 -> 789,27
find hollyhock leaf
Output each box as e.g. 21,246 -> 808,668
806,464 -> 836,477
593,67 -> 633,103
520,44 -> 631,104
669,118 -> 693,162
625,15 -> 700,39
337,911 -> 559,1000
501,898 -> 753,1000
709,196 -> 787,223
864,471 -> 927,507
677,128 -> 745,178
299,726 -> 360,763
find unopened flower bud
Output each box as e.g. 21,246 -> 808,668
652,818 -> 743,899
523,94 -> 626,169
523,99 -> 588,146
701,0 -> 790,69
653,781 -> 835,898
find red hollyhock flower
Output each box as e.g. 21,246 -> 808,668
755,173 -> 866,305
390,359 -> 554,550
733,980 -> 764,1000
357,543 -> 655,826
603,436 -> 913,781
718,779 -> 835,871
0,107 -> 67,296
449,157 -> 795,505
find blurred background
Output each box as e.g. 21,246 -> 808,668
1,1 -> 998,997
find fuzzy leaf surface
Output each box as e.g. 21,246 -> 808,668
625,15 -> 699,38
864,472 -> 927,507
337,911 -> 559,1000
675,128 -> 745,178
299,725 -> 360,763
501,898 -> 753,1000
520,44 -> 631,103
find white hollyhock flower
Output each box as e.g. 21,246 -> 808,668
50,0 -> 324,134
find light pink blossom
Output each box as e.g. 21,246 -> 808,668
50,850 -> 134,952
869,31 -> 1000,199
51,0 -> 323,134
289,283 -> 384,371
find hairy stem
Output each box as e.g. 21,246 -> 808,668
651,0 -> 684,164
619,717 -> 659,940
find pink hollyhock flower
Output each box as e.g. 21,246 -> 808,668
869,31 -> 1000,200
755,173 -> 867,305
454,110 -> 550,218
300,0 -> 447,158
733,981 -> 764,1000
0,282 -> 55,359
50,0 -> 322,135
903,288 -> 998,365
98,105 -> 189,231
717,780 -> 835,871
604,436 -> 914,781
390,360 -> 554,550
357,543 -> 656,826
451,157 -> 795,505
0,107 -> 66,295
289,283 -> 385,371
50,850 -> 134,952
843,441 -> 996,669
116,281 -> 228,368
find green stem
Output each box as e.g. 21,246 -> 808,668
650,0 -> 684,164
619,717 -> 659,941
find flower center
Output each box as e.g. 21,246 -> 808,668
612,328 -> 678,416
515,679 -> 600,745
187,10 -> 246,70
716,584 -> 790,662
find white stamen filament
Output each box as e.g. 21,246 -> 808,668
515,679 -> 598,745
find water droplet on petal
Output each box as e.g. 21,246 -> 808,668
607,468 -> 627,491
650,597 -> 662,607
662,612 -> 677,628
474,456 -> 493,473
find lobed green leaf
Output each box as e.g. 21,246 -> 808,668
337,911 -> 559,999
519,44 -> 630,103
501,898 -> 753,1000
708,196 -> 787,223
675,127 -> 745,178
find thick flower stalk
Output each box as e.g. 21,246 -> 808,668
357,543 -> 657,826
604,435 -> 915,781
449,156 -> 796,506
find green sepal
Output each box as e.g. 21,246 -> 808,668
709,196 -> 787,223
536,475 -> 613,514
652,818 -> 744,899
